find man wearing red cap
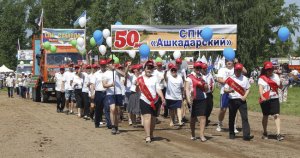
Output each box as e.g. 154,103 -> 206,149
63,63 -> 76,114
88,64 -> 99,120
82,65 -> 92,120
54,65 -> 65,113
224,63 -> 253,141
185,61 -> 208,141
258,61 -> 284,141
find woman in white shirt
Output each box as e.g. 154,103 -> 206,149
164,63 -> 184,127
258,61 -> 284,141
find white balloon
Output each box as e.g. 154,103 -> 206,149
77,37 -> 85,47
78,17 -> 86,28
30,61 -> 33,65
103,29 -> 111,39
173,51 -> 181,59
159,50 -> 166,57
76,45 -> 85,53
106,37 -> 112,47
127,50 -> 136,59
99,45 -> 107,56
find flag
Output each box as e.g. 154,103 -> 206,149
17,38 -> 20,50
38,8 -> 44,27
200,55 -> 208,64
73,10 -> 86,27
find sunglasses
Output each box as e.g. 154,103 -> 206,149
146,65 -> 154,70
195,67 -> 201,70
171,69 -> 177,72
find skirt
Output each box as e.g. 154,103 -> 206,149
140,99 -> 160,117
166,99 -> 182,110
191,99 -> 207,117
260,98 -> 280,115
128,92 -> 141,115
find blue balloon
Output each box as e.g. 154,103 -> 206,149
223,48 -> 235,61
201,27 -> 213,41
93,30 -> 103,42
115,21 -> 123,25
278,27 -> 290,42
96,37 -> 103,46
139,44 -> 150,57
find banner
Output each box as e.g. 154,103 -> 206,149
111,25 -> 237,52
18,50 -> 33,60
42,28 -> 85,46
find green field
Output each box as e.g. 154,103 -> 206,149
212,85 -> 300,116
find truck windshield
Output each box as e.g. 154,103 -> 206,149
46,53 -> 83,65
17,65 -> 32,74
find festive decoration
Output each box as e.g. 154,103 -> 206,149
223,47 -> 235,61
139,44 -> 150,57
278,27 -> 290,42
201,27 -> 213,41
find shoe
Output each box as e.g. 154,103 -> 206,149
111,127 -> 117,135
56,109 -> 60,113
190,136 -> 197,141
107,125 -> 112,129
200,136 -> 207,142
182,117 -> 188,123
216,123 -> 223,132
243,135 -> 254,141
234,128 -> 239,134
115,127 -> 120,134
277,134 -> 284,141
95,125 -> 100,128
261,132 -> 268,139
128,119 -> 133,126
145,136 -> 152,143
229,134 -> 235,139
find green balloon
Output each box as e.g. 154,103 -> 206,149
70,40 -> 77,47
113,57 -> 119,64
90,37 -> 96,47
79,49 -> 86,55
44,42 -> 51,50
155,57 -> 162,63
109,54 -> 117,59
50,45 -> 57,53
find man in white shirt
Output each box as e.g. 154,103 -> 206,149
224,63 -> 253,141
88,64 -> 99,121
6,73 -> 15,98
63,64 -> 75,114
55,66 -> 65,113
82,65 -> 92,119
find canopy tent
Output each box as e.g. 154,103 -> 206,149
0,65 -> 14,73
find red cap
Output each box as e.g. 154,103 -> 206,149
74,65 -> 80,69
264,61 -> 273,69
156,62 -> 162,66
193,61 -> 202,68
59,65 -> 65,69
85,64 -> 92,69
176,58 -> 182,64
168,63 -> 175,69
137,64 -> 143,69
115,64 -> 124,69
144,60 -> 154,68
106,58 -> 113,64
92,64 -> 99,68
68,63 -> 74,67
99,59 -> 107,65
201,63 -> 208,69
234,63 -> 243,70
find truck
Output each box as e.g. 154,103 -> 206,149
32,28 -> 85,103
288,56 -> 300,72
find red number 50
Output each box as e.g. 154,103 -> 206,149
114,30 -> 140,48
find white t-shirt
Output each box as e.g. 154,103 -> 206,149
153,69 -> 165,89
224,75 -> 250,99
258,74 -> 280,99
217,67 -> 234,94
88,73 -> 96,96
63,71 -> 75,91
94,70 -> 105,91
72,74 -> 83,89
125,73 -> 134,92
82,72 -> 90,93
140,75 -> 160,105
202,73 -> 215,93
54,72 -> 64,92
103,70 -> 122,95
6,77 -> 14,87
18,77 -> 23,86
165,72 -> 183,100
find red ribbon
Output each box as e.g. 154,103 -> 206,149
137,76 -> 158,110
225,77 -> 245,96
188,74 -> 205,99
259,75 -> 279,94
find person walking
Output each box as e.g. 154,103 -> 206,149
63,64 -> 76,114
73,65 -> 84,118
6,73 -> 15,98
54,65 -> 65,112
82,65 -> 92,120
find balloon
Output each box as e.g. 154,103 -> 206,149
76,45 -> 85,53
98,45 -> 107,56
139,44 -> 150,57
30,61 -> 33,65
79,49 -> 86,55
127,50 -> 136,59
155,57 -> 162,63
278,27 -> 290,42
113,57 -> 120,64
96,37 -> 103,46
223,47 -> 235,61
78,17 -> 86,28
103,29 -> 111,39
173,51 -> 181,59
90,37 -> 96,47
106,37 -> 112,47
44,41 -> 51,50
70,40 -> 77,47
93,30 -> 103,42
20,61 -> 24,65
158,50 -> 166,57
77,37 -> 85,47
50,45 -> 57,53
201,27 -> 213,41
115,21 -> 122,25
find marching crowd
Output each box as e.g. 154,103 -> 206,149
51,57 -> 286,143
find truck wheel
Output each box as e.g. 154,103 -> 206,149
40,88 -> 49,103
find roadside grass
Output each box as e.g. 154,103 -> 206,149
213,84 -> 300,116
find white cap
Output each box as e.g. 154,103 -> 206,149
21,72 -> 25,74
291,70 -> 299,76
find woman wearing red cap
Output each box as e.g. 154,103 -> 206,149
137,60 -> 165,143
73,65 -> 84,117
185,61 -> 208,141
258,61 -> 284,141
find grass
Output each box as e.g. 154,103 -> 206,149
212,84 -> 300,116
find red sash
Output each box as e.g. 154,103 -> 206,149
225,77 -> 245,96
258,75 -> 279,103
137,76 -> 158,110
188,74 -> 206,98
209,78 -> 214,91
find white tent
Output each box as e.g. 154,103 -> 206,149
0,65 -> 14,73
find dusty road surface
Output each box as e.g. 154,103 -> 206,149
0,92 -> 300,158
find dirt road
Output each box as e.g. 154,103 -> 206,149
0,92 -> 299,158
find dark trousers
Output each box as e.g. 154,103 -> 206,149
7,87 -> 13,97
229,99 -> 251,137
104,96 -> 112,128
16,87 -> 19,95
56,91 -> 65,111
82,92 -> 90,116
74,89 -> 83,109
206,93 -> 213,119
94,91 -> 106,126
